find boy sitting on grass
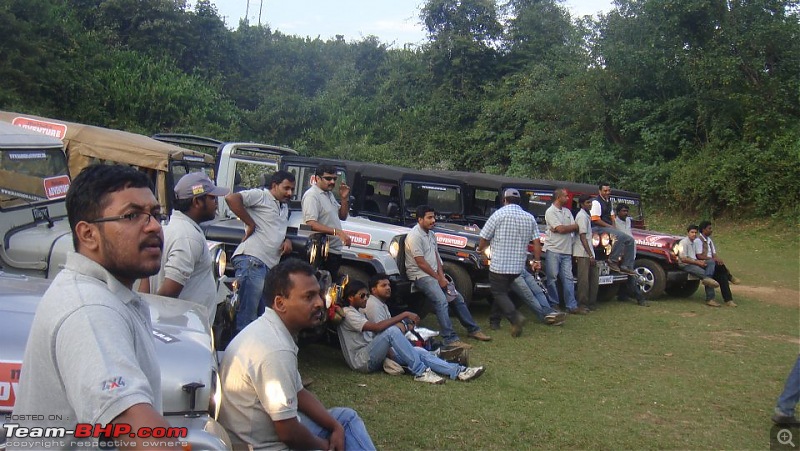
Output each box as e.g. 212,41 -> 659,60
336,279 -> 485,384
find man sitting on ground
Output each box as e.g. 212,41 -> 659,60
675,224 -> 721,307
219,259 -> 375,450
337,279 -> 485,384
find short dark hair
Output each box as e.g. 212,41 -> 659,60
270,170 -> 295,187
314,165 -> 338,177
416,204 -> 435,220
173,197 -> 194,213
504,195 -> 521,205
615,203 -> 629,213
369,273 -> 389,290
687,224 -> 699,232
67,164 -> 154,250
578,194 -> 592,204
598,182 -> 611,190
698,220 -> 712,232
343,279 -> 368,303
263,258 -> 316,302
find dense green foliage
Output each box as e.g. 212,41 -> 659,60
1,0 -> 798,217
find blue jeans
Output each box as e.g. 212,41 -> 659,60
544,252 -> 577,310
298,407 -> 376,450
414,276 -> 481,344
233,255 -> 269,334
510,271 -> 556,323
704,260 -> 717,301
594,226 -> 635,269
366,327 -> 463,379
777,356 -> 800,417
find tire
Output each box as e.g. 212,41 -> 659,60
634,258 -> 667,299
596,283 -> 620,302
665,279 -> 700,298
338,265 -> 369,286
442,261 -> 474,304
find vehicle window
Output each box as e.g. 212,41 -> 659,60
170,162 -> 215,188
284,164 -> 346,205
1,149 -> 70,208
403,182 -> 463,216
233,160 -> 277,191
611,196 -> 642,221
518,189 -> 553,224
471,188 -> 498,217
360,179 -> 399,217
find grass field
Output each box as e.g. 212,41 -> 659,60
298,218 -> 799,449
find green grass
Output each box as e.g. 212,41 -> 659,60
297,219 -> 799,449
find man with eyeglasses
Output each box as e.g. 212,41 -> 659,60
226,170 -> 296,334
13,164 -> 181,449
301,164 -> 352,281
140,172 -> 229,325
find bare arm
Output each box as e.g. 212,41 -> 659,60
273,390 -> 336,450
225,193 -> 256,241
413,255 -> 447,287
579,233 -> 595,262
113,403 -> 181,451
337,183 -> 350,220
553,223 -> 579,233
306,220 -> 352,246
155,278 -> 184,298
360,311 -> 419,333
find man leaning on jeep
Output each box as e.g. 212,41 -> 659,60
12,165 -> 180,450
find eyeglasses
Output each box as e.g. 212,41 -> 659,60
88,212 -> 169,226
321,176 -> 338,182
358,292 -> 368,299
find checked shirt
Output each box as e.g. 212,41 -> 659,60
480,203 -> 540,275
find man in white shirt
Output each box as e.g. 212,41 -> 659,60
573,194 -> 599,311
141,172 -> 229,325
226,170 -> 295,334
675,224 -> 721,307
694,221 -> 737,307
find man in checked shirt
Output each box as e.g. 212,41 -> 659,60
476,188 -> 540,338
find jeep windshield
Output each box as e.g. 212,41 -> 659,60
0,148 -> 70,209
516,188 -> 553,224
403,181 -> 464,221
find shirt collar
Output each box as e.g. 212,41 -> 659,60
169,209 -> 202,234
64,252 -> 140,305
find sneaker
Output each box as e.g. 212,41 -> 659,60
706,299 -> 721,307
468,331 -> 492,342
445,340 -> 473,350
414,368 -> 446,385
568,307 -> 589,315
510,316 -> 527,338
382,358 -> 405,376
607,262 -> 622,273
724,300 -> 738,307
729,275 -> 742,285
545,312 -> 567,326
701,278 -> 720,288
773,409 -> 800,426
457,366 -> 485,382
620,266 -> 636,274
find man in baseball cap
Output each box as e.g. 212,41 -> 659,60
140,172 -> 229,324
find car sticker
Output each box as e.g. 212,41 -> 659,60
42,175 -> 71,200
344,230 -> 371,247
151,329 -> 179,344
0,361 -> 22,410
11,117 -> 68,139
435,233 -> 468,248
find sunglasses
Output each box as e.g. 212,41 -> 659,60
321,176 -> 338,182
357,292 -> 368,299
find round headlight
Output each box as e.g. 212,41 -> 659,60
214,248 -> 227,278
591,233 -> 600,247
601,233 -> 611,247
389,239 -> 400,259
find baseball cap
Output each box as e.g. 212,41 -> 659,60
174,172 -> 230,200
503,188 -> 521,198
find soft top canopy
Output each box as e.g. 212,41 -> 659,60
0,111 -> 214,176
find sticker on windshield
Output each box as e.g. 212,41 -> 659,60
0,361 -> 22,410
344,230 -> 371,247
8,152 -> 47,160
420,185 -> 447,191
43,175 -> 71,200
435,233 -> 468,248
12,117 -> 68,139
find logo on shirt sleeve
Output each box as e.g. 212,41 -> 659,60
101,377 -> 126,391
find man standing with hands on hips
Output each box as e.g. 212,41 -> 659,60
302,164 -> 352,281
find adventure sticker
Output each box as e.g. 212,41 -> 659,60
43,175 -> 71,200
435,233 -> 468,248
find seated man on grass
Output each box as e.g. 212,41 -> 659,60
337,279 -> 485,384
675,224 -> 721,307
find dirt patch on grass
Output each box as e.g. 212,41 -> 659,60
731,285 -> 799,308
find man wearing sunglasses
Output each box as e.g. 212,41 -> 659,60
13,164 -> 181,449
140,172 -> 229,325
301,164 -> 352,281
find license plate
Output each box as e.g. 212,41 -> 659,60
598,275 -> 614,285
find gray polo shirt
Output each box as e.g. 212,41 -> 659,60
572,209 -> 595,258
404,224 -> 439,281
337,307 -> 372,372
12,252 -> 161,448
218,308 -> 303,450
150,209 -> 216,324
543,204 -> 575,255
301,184 -> 344,253
233,188 -> 289,268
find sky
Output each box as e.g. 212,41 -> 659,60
209,0 -> 615,48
